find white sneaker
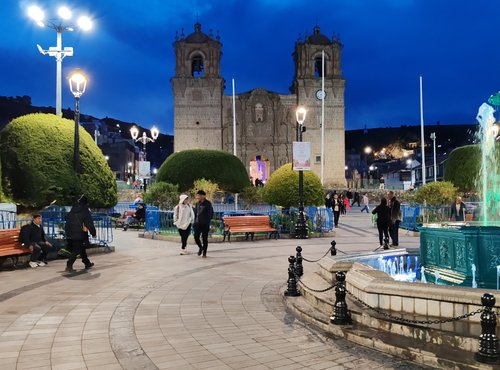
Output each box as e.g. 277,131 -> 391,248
37,261 -> 47,267
180,249 -> 188,255
29,261 -> 38,268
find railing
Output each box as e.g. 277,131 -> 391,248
400,203 -> 485,231
0,210 -> 18,230
145,206 -> 334,237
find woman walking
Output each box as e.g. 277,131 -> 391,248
372,198 -> 391,249
332,193 -> 342,227
173,194 -> 195,255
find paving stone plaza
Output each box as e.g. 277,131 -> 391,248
0,210 -> 429,370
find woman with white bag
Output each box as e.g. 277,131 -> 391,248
173,194 -> 195,255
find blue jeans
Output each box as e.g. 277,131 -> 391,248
360,205 -> 369,213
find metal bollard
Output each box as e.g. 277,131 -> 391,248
295,246 -> 303,277
330,240 -> 337,256
330,271 -> 352,325
284,256 -> 300,297
476,293 -> 499,363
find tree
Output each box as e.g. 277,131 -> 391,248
239,186 -> 263,208
444,143 -> 500,192
0,113 -> 117,208
156,149 -> 249,192
414,181 -> 457,206
143,182 -> 179,210
262,163 -> 324,208
189,179 -> 219,201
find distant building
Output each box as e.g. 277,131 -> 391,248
172,23 -> 346,185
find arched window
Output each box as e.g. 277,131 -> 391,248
191,55 -> 204,77
314,56 -> 324,78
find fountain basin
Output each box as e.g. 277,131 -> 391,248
420,224 -> 500,288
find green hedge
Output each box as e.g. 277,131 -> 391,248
0,113 -> 117,208
262,163 -> 324,208
156,149 -> 249,192
444,143 -> 500,192
414,181 -> 457,206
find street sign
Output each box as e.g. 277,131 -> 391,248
292,142 -> 311,171
138,161 -> 151,178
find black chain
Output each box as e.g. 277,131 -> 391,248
345,288 -> 483,325
302,246 -> 333,263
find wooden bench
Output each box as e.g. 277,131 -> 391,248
223,215 -> 277,242
0,229 -> 31,267
113,210 -> 145,229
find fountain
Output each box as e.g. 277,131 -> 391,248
420,99 -> 500,289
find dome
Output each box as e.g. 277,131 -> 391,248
305,26 -> 331,45
185,22 -> 210,43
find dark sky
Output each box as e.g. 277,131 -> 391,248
1,0 -> 499,135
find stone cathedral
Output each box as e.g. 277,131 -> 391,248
171,23 -> 346,186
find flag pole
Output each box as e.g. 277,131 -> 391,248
420,75 -> 426,185
321,50 -> 325,185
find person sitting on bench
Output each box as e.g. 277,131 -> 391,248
19,214 -> 52,268
123,203 -> 146,231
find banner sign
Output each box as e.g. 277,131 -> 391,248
138,161 -> 151,178
292,141 -> 311,171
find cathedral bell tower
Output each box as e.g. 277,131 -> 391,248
291,26 -> 346,186
171,23 -> 225,152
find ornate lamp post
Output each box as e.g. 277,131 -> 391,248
28,5 -> 92,117
130,126 -> 159,161
294,107 -> 308,239
68,69 -> 87,172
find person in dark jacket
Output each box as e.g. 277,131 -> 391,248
372,198 -> 391,249
387,191 -> 401,247
332,193 -> 342,227
123,203 -> 146,231
351,191 -> 361,207
324,193 -> 333,209
193,190 -> 213,258
450,196 -> 467,221
19,214 -> 52,268
64,195 -> 96,272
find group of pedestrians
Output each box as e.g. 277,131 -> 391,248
325,189 -> 370,227
371,191 -> 401,249
20,195 -> 96,272
173,190 -> 213,258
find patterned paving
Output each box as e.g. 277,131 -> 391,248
0,207 -> 424,369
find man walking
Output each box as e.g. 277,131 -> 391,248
64,195 -> 96,272
193,190 -> 213,258
387,191 -> 401,247
20,214 -> 52,268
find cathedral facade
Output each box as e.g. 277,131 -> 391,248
171,23 -> 346,186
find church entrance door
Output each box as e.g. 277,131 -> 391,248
249,155 -> 270,186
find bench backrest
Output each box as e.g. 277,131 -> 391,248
0,229 -> 21,248
224,215 -> 271,227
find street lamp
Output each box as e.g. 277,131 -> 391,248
294,107 -> 308,239
130,126 -> 160,161
68,69 -> 87,172
430,132 -> 437,182
28,5 -> 92,117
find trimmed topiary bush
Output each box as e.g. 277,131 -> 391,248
414,181 -> 458,206
444,143 -> 500,192
143,182 -> 179,210
156,149 -> 249,192
262,163 -> 324,208
0,113 -> 117,208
